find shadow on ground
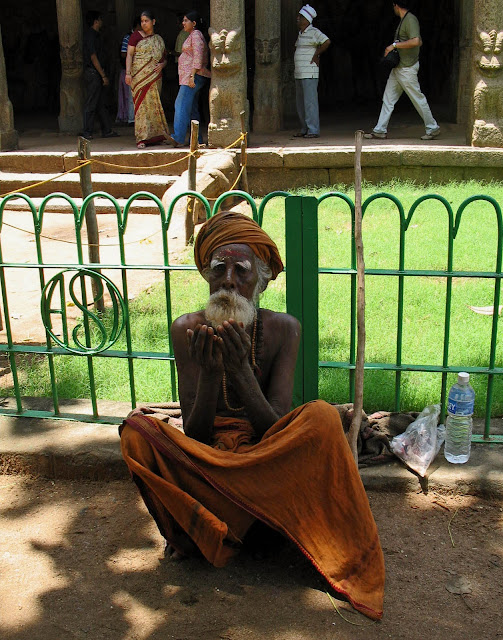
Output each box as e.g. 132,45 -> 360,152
0,470 -> 502,640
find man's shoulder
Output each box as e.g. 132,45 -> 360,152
260,309 -> 300,333
403,12 -> 420,29
306,25 -> 329,42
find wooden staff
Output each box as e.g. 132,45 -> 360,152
186,119 -> 199,243
239,110 -> 249,193
347,130 -> 366,463
78,136 -> 104,313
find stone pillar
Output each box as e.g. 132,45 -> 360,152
56,0 -> 83,134
253,0 -> 281,132
470,0 -> 503,146
0,24 -> 18,151
457,0 -> 475,134
208,0 -> 248,147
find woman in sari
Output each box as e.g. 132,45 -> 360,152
168,11 -> 211,148
125,10 -> 170,148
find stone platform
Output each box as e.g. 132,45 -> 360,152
0,408 -> 501,498
2,119 -> 503,205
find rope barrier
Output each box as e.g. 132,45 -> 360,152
0,134 -> 245,198
0,131 -> 249,246
0,219 -> 162,248
0,162 -> 92,199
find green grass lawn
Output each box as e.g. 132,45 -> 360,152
7,180 -> 503,417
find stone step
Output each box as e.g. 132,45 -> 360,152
0,149 -> 191,176
0,196 -> 166,215
0,171 -> 177,199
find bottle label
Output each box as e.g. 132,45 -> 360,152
448,398 -> 474,416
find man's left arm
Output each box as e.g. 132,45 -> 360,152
312,38 -> 331,66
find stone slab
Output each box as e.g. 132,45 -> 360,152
1,413 -> 502,497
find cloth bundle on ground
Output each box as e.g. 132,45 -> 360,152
120,400 -> 385,620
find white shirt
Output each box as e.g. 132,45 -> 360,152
294,24 -> 329,79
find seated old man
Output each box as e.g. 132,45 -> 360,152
120,211 -> 385,620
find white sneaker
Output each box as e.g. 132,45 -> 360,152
421,128 -> 440,140
363,131 -> 387,139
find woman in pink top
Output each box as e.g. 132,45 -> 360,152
168,11 -> 210,147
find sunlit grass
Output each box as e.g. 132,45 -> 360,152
6,180 -> 503,416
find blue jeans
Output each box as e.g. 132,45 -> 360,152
172,75 -> 208,144
295,78 -> 320,136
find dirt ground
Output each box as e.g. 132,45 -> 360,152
0,476 -> 501,640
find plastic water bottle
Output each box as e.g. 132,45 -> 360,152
444,372 -> 475,464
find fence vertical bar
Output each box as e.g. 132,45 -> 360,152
118,197 -> 137,410
301,196 -> 319,402
75,200 -> 99,417
394,209 -> 406,411
285,196 -> 304,407
34,199 -> 60,416
0,198 -> 22,412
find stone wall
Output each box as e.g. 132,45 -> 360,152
245,147 -> 503,195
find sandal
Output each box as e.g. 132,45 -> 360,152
136,142 -> 146,149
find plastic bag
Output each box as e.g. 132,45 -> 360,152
390,404 -> 445,477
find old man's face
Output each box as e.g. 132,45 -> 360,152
204,244 -> 259,329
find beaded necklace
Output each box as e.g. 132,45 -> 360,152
221,310 -> 261,413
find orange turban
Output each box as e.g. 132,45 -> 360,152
194,211 -> 284,280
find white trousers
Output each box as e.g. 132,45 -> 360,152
373,62 -> 438,135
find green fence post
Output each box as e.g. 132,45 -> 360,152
301,196 -> 319,402
285,196 -> 319,406
285,196 -> 304,407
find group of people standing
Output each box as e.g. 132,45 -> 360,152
83,1 -> 440,148
82,9 -> 210,149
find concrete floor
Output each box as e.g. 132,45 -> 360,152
9,108 -> 468,154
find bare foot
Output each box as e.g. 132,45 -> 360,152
164,543 -> 186,562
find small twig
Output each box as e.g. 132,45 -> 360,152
326,592 -> 366,626
432,500 -> 450,512
448,507 -> 460,547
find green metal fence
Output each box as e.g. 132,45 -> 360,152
0,189 -> 501,442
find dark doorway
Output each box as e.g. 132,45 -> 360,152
274,0 -> 460,129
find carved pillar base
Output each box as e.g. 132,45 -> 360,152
470,0 -> 503,147
208,0 -> 248,148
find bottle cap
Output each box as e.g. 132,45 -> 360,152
458,372 -> 470,384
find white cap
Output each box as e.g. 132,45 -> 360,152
299,4 -> 317,23
458,372 -> 470,384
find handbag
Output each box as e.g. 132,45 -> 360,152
379,11 -> 408,69
381,48 -> 400,69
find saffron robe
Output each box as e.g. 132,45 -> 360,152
120,399 -> 385,620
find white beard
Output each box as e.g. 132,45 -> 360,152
204,290 -> 256,329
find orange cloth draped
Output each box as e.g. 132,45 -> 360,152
194,211 -> 284,280
120,400 -> 385,619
